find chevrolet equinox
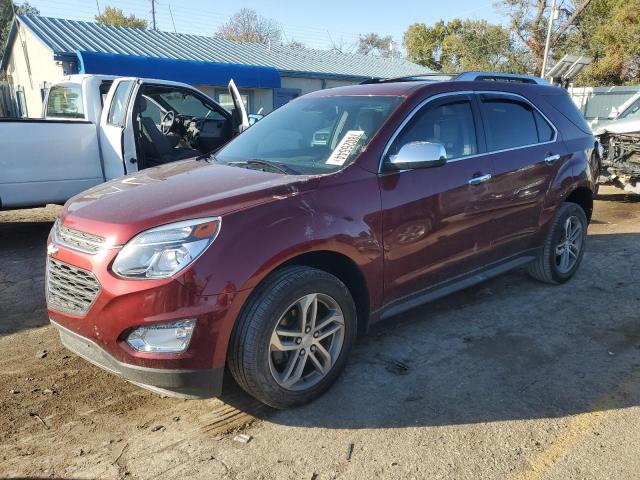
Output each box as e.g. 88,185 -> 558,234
47,72 -> 600,408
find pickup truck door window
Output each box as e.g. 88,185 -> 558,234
477,93 -> 564,260
379,94 -> 495,303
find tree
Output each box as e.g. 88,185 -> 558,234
404,19 -> 530,73
285,39 -> 305,49
357,33 -> 399,58
215,8 -> 281,44
0,1 -> 39,61
555,0 -> 640,85
95,6 -> 147,29
498,0 -> 593,75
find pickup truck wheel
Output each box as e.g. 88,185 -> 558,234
528,202 -> 588,284
227,266 -> 357,409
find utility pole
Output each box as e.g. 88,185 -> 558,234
541,0 -> 558,78
151,0 -> 157,31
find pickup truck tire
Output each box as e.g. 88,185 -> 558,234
227,266 -> 357,409
528,202 -> 588,284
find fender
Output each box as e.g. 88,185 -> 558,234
183,165 -> 384,309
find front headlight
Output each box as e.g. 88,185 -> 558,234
112,217 -> 221,279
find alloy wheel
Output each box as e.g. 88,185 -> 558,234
268,293 -> 345,391
555,215 -> 583,274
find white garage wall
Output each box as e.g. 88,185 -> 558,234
4,23 -> 65,117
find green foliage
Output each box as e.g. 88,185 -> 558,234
0,1 -> 39,61
557,0 -> 640,85
95,6 -> 147,29
357,33 -> 399,58
403,19 -> 530,73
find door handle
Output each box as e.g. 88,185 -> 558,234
468,173 -> 492,186
544,153 -> 561,165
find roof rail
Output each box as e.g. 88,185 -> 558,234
454,71 -> 551,85
360,71 -> 551,86
360,73 -> 455,84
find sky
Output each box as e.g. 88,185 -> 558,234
24,0 -> 505,51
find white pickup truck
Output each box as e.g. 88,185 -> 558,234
0,74 -> 249,209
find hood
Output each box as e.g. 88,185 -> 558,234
594,117 -> 640,136
61,160 -> 317,244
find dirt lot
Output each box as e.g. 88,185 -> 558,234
1,186 -> 639,480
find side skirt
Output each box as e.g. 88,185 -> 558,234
374,250 -> 539,323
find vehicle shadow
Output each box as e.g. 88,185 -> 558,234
223,232 -> 640,429
0,219 -> 53,335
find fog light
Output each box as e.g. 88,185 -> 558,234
126,319 -> 196,353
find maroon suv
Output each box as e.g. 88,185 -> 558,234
47,73 -> 599,408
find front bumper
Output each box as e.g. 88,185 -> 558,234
51,319 -> 223,399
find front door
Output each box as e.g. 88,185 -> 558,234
379,94 -> 495,304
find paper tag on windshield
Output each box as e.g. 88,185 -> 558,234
326,130 -> 365,166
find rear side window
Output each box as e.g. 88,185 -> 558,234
107,80 -> 134,126
46,84 -> 84,119
392,98 -> 478,160
480,98 -> 539,151
534,111 -> 555,142
544,93 -> 591,134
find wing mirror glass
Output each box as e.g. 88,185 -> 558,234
388,141 -> 447,170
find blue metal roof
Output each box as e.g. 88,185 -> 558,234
13,15 -> 429,81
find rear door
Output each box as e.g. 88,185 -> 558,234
99,78 -> 140,179
379,93 -> 496,304
476,92 -> 566,260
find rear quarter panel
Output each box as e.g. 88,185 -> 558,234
531,91 -> 596,234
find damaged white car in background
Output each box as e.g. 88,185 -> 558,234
595,115 -> 640,194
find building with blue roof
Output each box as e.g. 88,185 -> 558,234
1,14 -> 428,117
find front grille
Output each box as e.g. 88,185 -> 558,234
47,258 -> 101,316
54,222 -> 106,254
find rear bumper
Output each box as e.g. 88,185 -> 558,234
51,319 -> 223,399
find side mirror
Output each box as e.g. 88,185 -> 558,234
387,141 -> 447,170
608,107 -> 619,119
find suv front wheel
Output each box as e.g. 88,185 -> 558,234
528,202 -> 588,284
228,266 -> 357,409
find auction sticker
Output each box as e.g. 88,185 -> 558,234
326,130 -> 365,166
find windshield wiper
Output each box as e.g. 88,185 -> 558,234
227,159 -> 298,175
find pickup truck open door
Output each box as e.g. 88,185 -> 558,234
99,78 -> 140,178
228,79 -> 250,133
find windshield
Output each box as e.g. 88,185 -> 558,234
620,98 -> 640,119
215,95 -> 402,174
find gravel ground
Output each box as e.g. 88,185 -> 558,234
1,186 -> 639,480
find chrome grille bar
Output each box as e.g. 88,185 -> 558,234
53,221 -> 107,254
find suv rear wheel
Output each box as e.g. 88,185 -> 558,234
228,266 -> 357,409
528,202 -> 588,284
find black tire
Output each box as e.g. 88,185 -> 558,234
527,202 -> 588,284
227,266 -> 357,409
